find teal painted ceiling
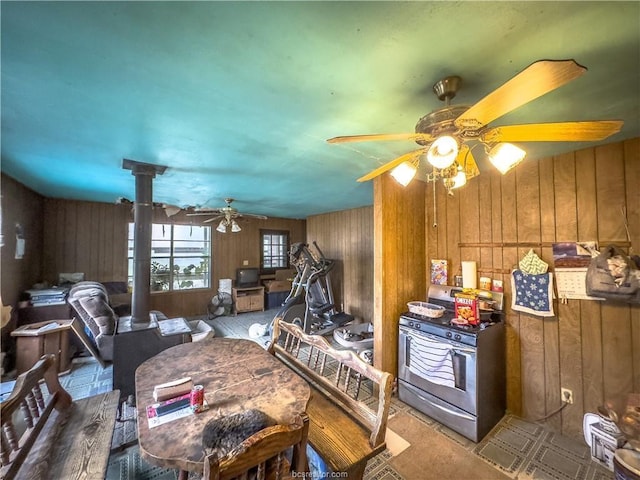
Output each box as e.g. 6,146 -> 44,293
2,1 -> 639,219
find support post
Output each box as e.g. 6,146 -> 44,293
122,159 -> 167,324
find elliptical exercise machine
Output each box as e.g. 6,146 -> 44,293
272,241 -> 353,336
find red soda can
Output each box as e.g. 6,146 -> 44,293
190,385 -> 204,413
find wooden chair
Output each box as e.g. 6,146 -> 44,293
202,413 -> 309,480
0,354 -> 120,479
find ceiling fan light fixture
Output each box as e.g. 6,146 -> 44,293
488,143 -> 526,174
427,135 -> 459,169
216,220 -> 227,233
452,167 -> 467,189
390,161 -> 418,187
231,220 -> 241,233
162,204 -> 181,217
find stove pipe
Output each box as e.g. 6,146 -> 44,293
122,159 -> 167,324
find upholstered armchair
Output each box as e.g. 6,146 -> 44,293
67,282 -> 118,361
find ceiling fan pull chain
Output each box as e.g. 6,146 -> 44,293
432,180 -> 438,228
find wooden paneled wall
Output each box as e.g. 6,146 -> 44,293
0,174 -> 45,306
373,176 -> 426,376
306,206 -> 375,323
42,199 -> 130,284
426,137 -> 640,439
40,199 -> 306,318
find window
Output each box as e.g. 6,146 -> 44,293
128,224 -> 211,292
260,229 -> 289,273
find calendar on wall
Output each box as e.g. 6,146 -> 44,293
552,242 -> 604,301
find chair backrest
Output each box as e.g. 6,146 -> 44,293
203,413 -> 309,480
0,354 -> 72,479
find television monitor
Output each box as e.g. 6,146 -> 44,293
236,268 -> 260,288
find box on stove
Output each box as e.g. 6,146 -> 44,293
454,292 -> 479,325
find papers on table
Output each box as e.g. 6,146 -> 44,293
146,393 -> 209,429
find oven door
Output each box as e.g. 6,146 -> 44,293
398,326 -> 477,415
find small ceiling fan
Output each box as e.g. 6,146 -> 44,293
186,198 -> 267,233
327,59 -> 623,193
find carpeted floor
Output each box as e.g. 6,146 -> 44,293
53,308 -> 613,480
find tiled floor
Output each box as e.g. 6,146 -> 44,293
51,311 -> 617,480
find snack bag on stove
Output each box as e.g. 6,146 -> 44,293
455,293 -> 478,325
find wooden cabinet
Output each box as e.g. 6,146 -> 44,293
232,287 -> 265,313
11,320 -> 73,375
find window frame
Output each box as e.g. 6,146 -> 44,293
127,223 -> 212,293
260,229 -> 290,274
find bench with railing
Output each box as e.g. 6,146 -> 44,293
268,317 -> 393,479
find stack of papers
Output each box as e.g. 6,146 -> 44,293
157,318 -> 192,337
146,391 -> 209,429
147,393 -> 193,428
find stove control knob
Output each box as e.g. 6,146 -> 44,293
446,331 -> 452,338
409,322 -> 414,328
415,323 -> 421,329
454,334 -> 461,341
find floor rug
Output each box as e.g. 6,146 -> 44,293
386,410 -> 511,480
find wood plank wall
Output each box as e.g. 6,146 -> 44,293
40,200 -> 306,318
306,206 -> 375,323
43,199 -> 130,284
426,137 -> 640,439
373,176 -> 426,376
0,174 -> 45,306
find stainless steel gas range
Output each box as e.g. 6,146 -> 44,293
397,284 -> 506,442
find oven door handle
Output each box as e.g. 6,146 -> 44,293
452,347 -> 476,355
412,390 -> 475,421
421,332 -> 476,354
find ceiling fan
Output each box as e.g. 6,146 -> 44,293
186,198 -> 267,233
327,59 -> 623,194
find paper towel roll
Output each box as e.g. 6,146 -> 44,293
461,261 -> 477,289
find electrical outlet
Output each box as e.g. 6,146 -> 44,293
561,387 -> 574,404
243,260 -> 249,266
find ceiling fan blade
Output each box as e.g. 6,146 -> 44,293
481,120 -> 624,143
457,145 -> 480,179
237,213 -> 268,220
455,59 -> 587,130
327,132 -> 434,144
186,211 -> 223,217
357,148 -> 426,182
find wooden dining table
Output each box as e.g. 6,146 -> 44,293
135,337 -> 311,478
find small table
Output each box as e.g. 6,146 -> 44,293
135,338 -> 310,478
11,319 -> 73,375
